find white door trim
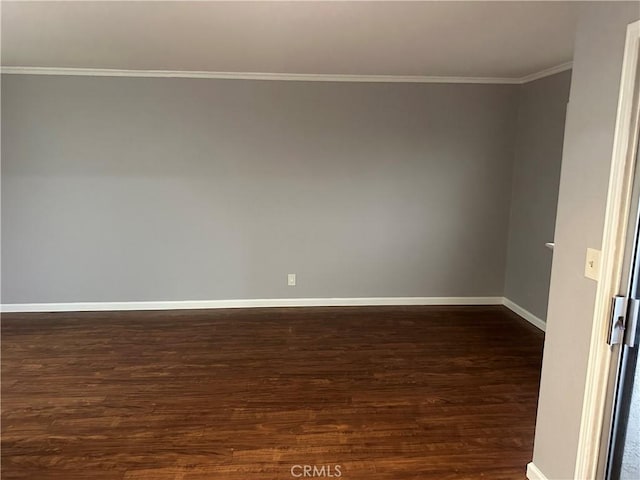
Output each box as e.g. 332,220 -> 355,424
574,19 -> 640,480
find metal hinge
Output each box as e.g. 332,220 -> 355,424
608,295 -> 628,346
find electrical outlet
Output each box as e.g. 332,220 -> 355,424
287,273 -> 296,286
585,248 -> 601,281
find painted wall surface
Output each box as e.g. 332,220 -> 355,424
531,3 -> 640,479
504,70 -> 572,321
1,76 -> 519,303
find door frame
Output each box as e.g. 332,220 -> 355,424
574,19 -> 640,480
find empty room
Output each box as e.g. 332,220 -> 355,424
2,1 -> 640,479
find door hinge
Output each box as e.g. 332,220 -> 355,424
608,295 -> 627,346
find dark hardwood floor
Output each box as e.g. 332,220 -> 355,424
1,306 -> 543,479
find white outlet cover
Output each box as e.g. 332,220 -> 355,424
287,273 -> 296,286
585,248 -> 601,281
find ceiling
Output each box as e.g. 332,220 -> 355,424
1,1 -> 580,79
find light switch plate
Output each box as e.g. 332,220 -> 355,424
585,248 -> 601,281
287,273 -> 296,286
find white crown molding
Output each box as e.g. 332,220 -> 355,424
0,63 -> 572,85
0,296 -> 504,313
502,298 -> 546,332
518,61 -> 573,84
0,67 -> 520,84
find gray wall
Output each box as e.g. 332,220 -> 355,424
1,75 -> 520,303
531,3 -> 640,479
504,70 -> 572,320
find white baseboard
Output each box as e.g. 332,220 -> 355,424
1,298 -> 550,330
526,462 -> 549,480
502,298 -> 546,332
0,296 -> 504,313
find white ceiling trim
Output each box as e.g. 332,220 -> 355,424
0,63 -> 572,85
518,61 -> 573,84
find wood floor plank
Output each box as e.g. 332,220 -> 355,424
1,306 -> 543,479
